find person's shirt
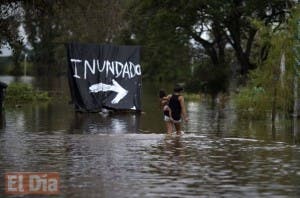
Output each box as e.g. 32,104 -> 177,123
168,94 -> 182,121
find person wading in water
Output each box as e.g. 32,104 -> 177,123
159,90 -> 174,133
168,85 -> 188,135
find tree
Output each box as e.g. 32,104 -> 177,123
121,0 -> 230,91
53,0 -> 124,66
21,0 -> 125,74
0,1 -> 21,51
120,0 -> 191,81
22,0 -> 62,74
122,0 -> 295,81
223,0 -> 294,75
0,1 -> 23,74
233,4 -> 299,119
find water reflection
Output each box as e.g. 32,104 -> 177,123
69,112 -> 140,134
148,135 -> 186,177
0,103 -> 141,136
61,133 -> 163,197
293,117 -> 300,144
143,134 -> 300,197
1,76 -> 300,197
186,99 -> 236,137
0,110 -> 5,129
186,97 -> 300,144
0,75 -> 34,85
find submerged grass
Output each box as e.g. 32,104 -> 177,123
4,82 -> 51,105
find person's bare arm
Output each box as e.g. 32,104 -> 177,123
179,96 -> 188,122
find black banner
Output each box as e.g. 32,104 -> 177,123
67,43 -> 142,112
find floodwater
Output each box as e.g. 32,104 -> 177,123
0,75 -> 300,197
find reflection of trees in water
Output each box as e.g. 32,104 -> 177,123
292,118 -> 300,144
69,112 -> 141,134
2,102 -> 140,135
0,111 -> 67,173
0,110 -> 5,129
186,96 -> 300,143
186,98 -> 232,136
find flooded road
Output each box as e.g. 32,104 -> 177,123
0,76 -> 300,197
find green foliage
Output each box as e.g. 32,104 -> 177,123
121,0 -> 295,88
0,1 -> 23,75
1,0 -> 125,75
5,83 -> 50,104
234,66 -> 293,120
234,84 -> 270,119
1,0 -> 296,81
234,5 -> 299,119
120,0 -> 191,81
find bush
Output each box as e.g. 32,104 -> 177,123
5,82 -> 50,104
233,86 -> 271,119
233,6 -> 299,120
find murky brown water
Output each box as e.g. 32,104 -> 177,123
0,76 -> 300,197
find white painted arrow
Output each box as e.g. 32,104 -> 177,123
89,79 -> 128,104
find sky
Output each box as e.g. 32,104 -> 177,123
0,22 -> 28,57
0,44 -> 12,57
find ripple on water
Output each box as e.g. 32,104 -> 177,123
1,104 -> 300,197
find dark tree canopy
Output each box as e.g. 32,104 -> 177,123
124,0 -> 294,75
1,0 -> 125,74
0,0 -> 296,88
0,1 -> 23,74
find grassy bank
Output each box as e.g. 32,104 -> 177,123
4,82 -> 50,105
